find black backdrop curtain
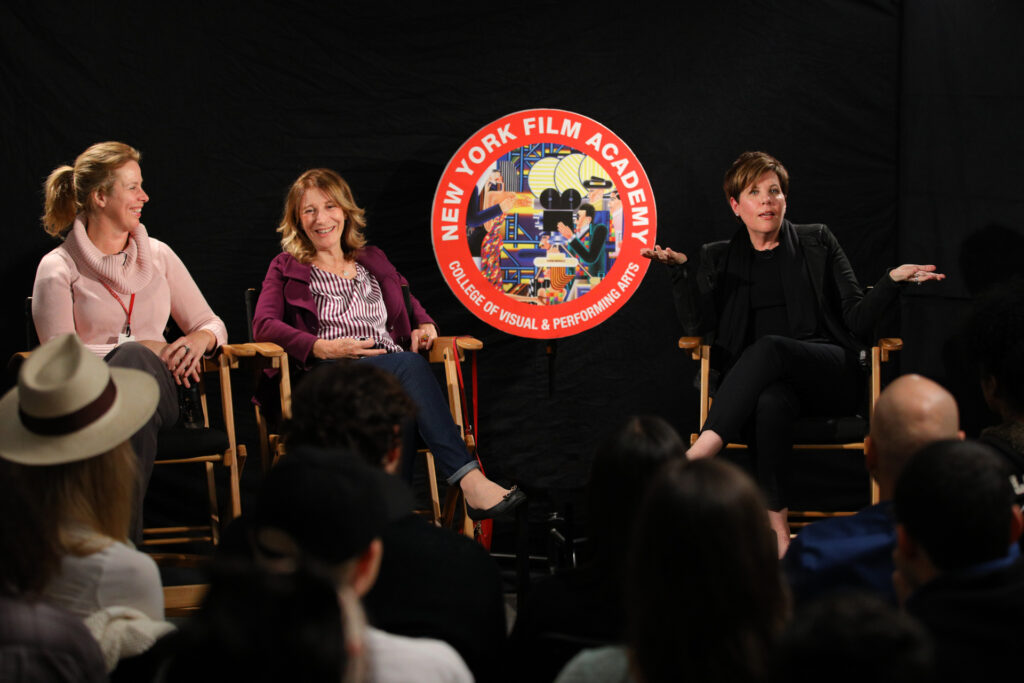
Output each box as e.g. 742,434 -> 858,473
899,0 -> 1024,435
2,1 -> 1018,494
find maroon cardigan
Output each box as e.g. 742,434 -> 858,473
253,247 -> 434,368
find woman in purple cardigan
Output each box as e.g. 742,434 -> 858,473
254,168 -> 524,518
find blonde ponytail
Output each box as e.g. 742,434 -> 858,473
40,142 -> 141,238
42,165 -> 77,237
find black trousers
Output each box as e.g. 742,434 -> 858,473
702,335 -> 862,510
104,343 -> 180,543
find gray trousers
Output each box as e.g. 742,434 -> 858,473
104,343 -> 179,544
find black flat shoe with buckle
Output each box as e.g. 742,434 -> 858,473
467,486 -> 527,521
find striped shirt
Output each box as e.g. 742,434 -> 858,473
310,264 -> 403,353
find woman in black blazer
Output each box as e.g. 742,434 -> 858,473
643,151 -> 943,553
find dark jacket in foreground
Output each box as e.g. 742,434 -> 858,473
907,557 -> 1024,683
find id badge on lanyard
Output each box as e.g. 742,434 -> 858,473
102,282 -> 136,346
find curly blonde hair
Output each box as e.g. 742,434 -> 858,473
278,168 -> 367,263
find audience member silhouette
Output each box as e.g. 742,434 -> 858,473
283,361 -> 506,682
0,450 -> 106,681
969,277 -> 1024,508
942,224 -> 1024,436
248,447 -> 473,682
784,374 -> 961,605
893,439 -> 1024,682
768,593 -> 934,683
512,415 -> 686,681
0,333 -> 170,674
161,562 -> 357,683
557,458 -> 789,683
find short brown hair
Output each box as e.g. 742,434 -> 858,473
41,141 -> 141,237
722,151 -> 790,203
279,168 -> 367,264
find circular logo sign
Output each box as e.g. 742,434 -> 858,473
431,109 -> 656,338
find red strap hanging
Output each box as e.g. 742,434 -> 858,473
451,337 -> 492,549
452,337 -> 481,470
100,282 -> 135,335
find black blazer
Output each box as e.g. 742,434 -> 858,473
671,220 -> 901,369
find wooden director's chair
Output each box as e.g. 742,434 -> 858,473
679,335 -> 903,527
241,287 -> 483,536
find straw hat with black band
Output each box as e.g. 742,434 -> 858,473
0,334 -> 158,465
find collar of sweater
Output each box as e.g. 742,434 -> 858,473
63,217 -> 155,294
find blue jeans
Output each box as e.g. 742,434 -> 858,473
361,352 -> 478,485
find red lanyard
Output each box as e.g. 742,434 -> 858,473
100,282 -> 135,336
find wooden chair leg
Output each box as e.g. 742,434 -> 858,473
460,499 -> 473,537
424,451 -> 442,524
204,461 -> 220,546
269,435 -> 284,468
442,487 -> 465,531
227,446 -> 243,520
255,404 -> 271,473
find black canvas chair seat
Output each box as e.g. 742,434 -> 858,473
156,426 -> 231,460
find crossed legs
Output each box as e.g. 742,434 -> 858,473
687,336 -> 860,554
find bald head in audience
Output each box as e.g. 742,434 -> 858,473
865,374 -> 963,500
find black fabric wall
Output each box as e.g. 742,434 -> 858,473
899,0 -> 1024,435
2,1 -> 1018,492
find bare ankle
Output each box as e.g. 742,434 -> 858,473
768,509 -> 791,558
687,430 -> 724,460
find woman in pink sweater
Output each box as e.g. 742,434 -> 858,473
31,141 -> 227,541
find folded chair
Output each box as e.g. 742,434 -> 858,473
679,335 -> 902,527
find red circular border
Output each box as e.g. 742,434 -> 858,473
431,109 -> 656,339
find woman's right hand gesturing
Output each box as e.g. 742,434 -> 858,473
312,337 -> 388,360
640,245 -> 688,265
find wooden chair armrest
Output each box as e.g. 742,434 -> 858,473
198,346 -> 239,373
221,342 -> 288,359
678,336 -> 708,363
428,336 -> 483,363
678,336 -> 703,350
224,342 -> 292,423
878,337 -> 903,362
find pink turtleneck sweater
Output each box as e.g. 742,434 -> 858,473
32,218 -> 228,357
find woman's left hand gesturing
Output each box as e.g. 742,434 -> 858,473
411,323 -> 438,352
160,329 -> 216,387
889,264 -> 946,285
